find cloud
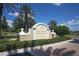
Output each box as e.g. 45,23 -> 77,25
7,20 -> 13,27
71,19 -> 75,22
60,19 -> 79,31
67,19 -> 79,25
68,21 -> 72,24
75,16 -> 79,18
9,12 -> 20,17
53,3 -> 62,6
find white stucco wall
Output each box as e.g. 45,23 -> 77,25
18,23 -> 56,41
32,23 -> 51,40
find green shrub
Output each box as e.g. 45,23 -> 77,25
0,36 -> 71,52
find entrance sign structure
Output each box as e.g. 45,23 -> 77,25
18,23 -> 56,41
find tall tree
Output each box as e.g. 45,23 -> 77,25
0,3 -> 17,35
19,4 -> 35,32
2,16 -> 9,32
56,26 -> 70,36
0,16 -> 2,36
12,15 -> 24,32
49,20 -> 57,32
0,3 -> 2,17
0,4 -> 3,35
13,12 -> 36,32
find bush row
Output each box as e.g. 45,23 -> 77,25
0,36 -> 17,39
0,36 -> 71,52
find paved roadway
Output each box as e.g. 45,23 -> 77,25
29,38 -> 79,56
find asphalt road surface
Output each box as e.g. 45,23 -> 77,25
29,38 -> 79,56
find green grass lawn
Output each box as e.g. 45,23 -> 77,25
64,35 -> 79,39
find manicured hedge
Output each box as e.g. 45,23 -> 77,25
0,36 -> 17,40
31,36 -> 71,46
0,36 -> 71,52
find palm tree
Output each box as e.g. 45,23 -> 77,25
49,20 -> 57,32
19,4 -> 35,32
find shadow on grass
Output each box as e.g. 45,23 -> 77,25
6,43 -> 18,55
7,42 -> 33,56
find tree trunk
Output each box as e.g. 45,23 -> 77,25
0,3 -> 3,17
25,12 -> 28,32
0,3 -> 3,36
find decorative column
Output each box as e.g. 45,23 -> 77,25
51,30 -> 56,37
17,28 -> 27,41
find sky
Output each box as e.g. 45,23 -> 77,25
3,3 -> 79,31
